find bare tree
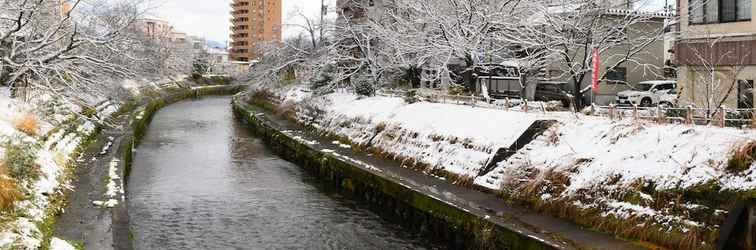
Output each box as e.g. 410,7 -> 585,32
0,0 -> 150,99
502,0 -> 669,111
371,0 -> 527,90
677,32 -> 751,117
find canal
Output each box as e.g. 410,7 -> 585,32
127,96 -> 433,249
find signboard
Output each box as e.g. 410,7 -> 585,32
591,48 -> 600,93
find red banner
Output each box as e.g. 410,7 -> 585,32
591,48 -> 600,93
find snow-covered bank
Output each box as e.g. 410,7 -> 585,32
307,92 -> 544,176
0,91 -> 116,249
271,86 -> 756,248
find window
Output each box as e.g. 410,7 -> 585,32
690,0 -> 751,24
655,83 -> 676,91
605,67 -> 627,84
738,0 -> 752,19
738,80 -> 754,108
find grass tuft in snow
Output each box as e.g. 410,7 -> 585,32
13,113 -> 39,136
727,140 -> 756,173
0,171 -> 21,212
1,135 -> 41,182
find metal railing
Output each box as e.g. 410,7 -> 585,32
379,89 -> 556,113
593,104 -> 756,128
378,89 -> 756,129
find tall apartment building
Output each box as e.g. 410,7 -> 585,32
229,0 -> 282,62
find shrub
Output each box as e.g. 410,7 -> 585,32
354,76 -> 376,97
404,89 -> 421,104
0,165 -> 21,212
192,58 -> 209,77
275,101 -> 297,118
13,113 -> 39,136
728,141 -> 756,173
310,63 -> 336,92
448,84 -> 467,95
1,136 -> 41,181
665,108 -> 688,121
251,88 -> 275,101
81,105 -> 98,118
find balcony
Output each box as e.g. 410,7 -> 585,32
231,1 -> 249,8
231,25 -> 249,31
231,17 -> 249,23
230,33 -> 249,39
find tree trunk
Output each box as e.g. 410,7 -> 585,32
573,78 -> 583,112
464,56 -> 475,92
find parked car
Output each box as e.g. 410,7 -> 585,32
534,81 -> 571,107
616,80 -> 677,107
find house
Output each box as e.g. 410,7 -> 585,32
473,3 -> 671,105
676,0 -> 755,109
537,5 -> 672,105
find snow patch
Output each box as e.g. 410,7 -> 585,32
50,237 -> 77,250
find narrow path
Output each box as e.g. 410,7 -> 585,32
54,109 -> 132,249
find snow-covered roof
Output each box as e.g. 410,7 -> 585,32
499,59 -> 521,67
638,80 -> 676,85
529,4 -> 672,24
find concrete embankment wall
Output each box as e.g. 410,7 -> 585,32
231,97 -> 556,250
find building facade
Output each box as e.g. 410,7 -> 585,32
573,12 -> 670,105
676,0 -> 755,109
229,0 -> 282,62
134,18 -> 177,41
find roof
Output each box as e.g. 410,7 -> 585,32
638,80 -> 676,85
529,4 -> 672,24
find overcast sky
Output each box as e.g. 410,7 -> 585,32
153,0 -> 336,45
152,0 -> 667,45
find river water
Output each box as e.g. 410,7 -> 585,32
127,97 -> 431,249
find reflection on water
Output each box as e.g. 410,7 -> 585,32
127,97 -> 431,249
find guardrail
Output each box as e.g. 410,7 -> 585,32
594,104 -> 756,128
378,89 -> 756,129
379,89 -> 557,113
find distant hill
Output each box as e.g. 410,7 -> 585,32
206,40 -> 226,49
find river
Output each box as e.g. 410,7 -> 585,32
127,96 -> 432,249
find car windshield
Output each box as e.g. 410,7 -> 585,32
638,84 -> 654,91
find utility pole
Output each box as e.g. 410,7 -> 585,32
319,0 -> 326,48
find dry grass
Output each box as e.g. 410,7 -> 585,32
545,126 -> 561,146
251,88 -> 274,101
727,140 -> 756,173
375,122 -> 387,133
0,165 -> 22,212
13,113 -> 39,136
275,101 -> 297,118
453,174 -> 475,187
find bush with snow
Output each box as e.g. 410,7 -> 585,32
1,136 -> 41,182
353,75 -> 377,97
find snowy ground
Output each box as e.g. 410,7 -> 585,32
272,86 -> 756,247
0,92 -> 111,249
0,81 -> 152,249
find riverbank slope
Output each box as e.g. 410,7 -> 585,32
233,91 -> 647,250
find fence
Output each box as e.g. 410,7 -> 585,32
379,89 -> 559,113
594,105 -> 756,128
378,89 -> 756,129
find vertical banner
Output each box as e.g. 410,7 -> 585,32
592,47 -> 600,93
